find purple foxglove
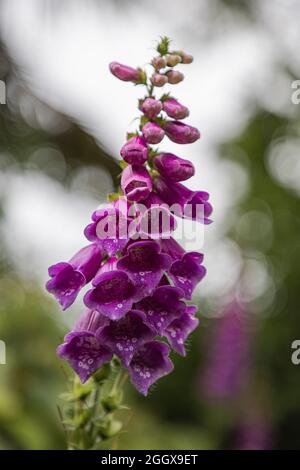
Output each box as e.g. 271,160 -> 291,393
117,240 -> 171,300
128,341 -> 173,396
155,176 -> 213,224
162,98 -> 189,120
154,152 -> 195,182
151,73 -> 168,87
109,62 -> 141,82
138,192 -> 177,238
166,70 -> 184,84
141,98 -> 162,119
200,301 -> 250,399
84,263 -> 138,320
46,244 -> 102,310
120,136 -> 148,165
164,121 -> 200,144
161,238 -> 206,299
57,309 -> 112,383
135,285 -> 186,335
168,252 -> 206,299
84,201 -> 134,256
121,164 -> 152,202
165,305 -> 198,356
98,310 -> 154,367
142,121 -> 165,144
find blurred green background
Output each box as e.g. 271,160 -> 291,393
0,0 -> 300,450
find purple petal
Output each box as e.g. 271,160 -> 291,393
169,252 -> 206,300
136,286 -> 185,335
84,271 -> 137,320
128,341 -> 173,395
46,264 -> 85,310
57,332 -> 112,383
165,307 -> 199,356
98,310 -> 154,366
117,240 -> 171,300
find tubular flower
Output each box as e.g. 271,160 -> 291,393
154,152 -> 195,182
121,164 -> 152,202
162,98 -> 189,120
164,120 -> 200,144
48,37 -> 212,396
120,136 -> 148,165
46,244 -> 102,310
142,121 -> 165,144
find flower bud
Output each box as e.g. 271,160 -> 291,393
163,98 -> 189,120
151,73 -> 168,87
181,53 -> 193,64
166,70 -> 184,84
120,136 -> 148,164
173,51 -> 194,64
166,54 -> 182,67
164,121 -> 200,144
142,122 -> 165,144
109,62 -> 141,82
154,153 -> 195,182
121,164 -> 152,202
151,56 -> 166,70
141,98 -> 162,119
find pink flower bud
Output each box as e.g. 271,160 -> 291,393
151,56 -> 167,70
163,98 -> 189,120
181,53 -> 193,64
120,136 -> 148,165
142,122 -> 165,144
166,70 -> 184,84
166,54 -> 182,67
164,121 -> 200,144
151,73 -> 168,87
154,153 -> 195,182
141,98 -> 163,119
121,165 -> 152,202
109,62 -> 141,82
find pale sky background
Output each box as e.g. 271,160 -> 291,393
0,0 -> 299,321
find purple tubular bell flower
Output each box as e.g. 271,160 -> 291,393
136,285 -> 186,335
109,62 -> 141,82
142,122 -> 165,144
155,176 -> 213,224
84,268 -> 138,320
98,310 -> 154,366
84,200 -> 135,256
138,192 -> 177,239
154,153 -> 195,182
57,309 -> 112,383
165,305 -> 199,356
49,40 -> 212,395
46,244 -> 102,310
164,121 -> 200,144
117,240 -> 171,300
141,98 -> 162,119
162,98 -> 189,120
121,165 -> 152,202
120,136 -> 148,165
161,238 -> 206,299
128,341 -> 173,396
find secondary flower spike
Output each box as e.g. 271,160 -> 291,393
49,37 -> 212,397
